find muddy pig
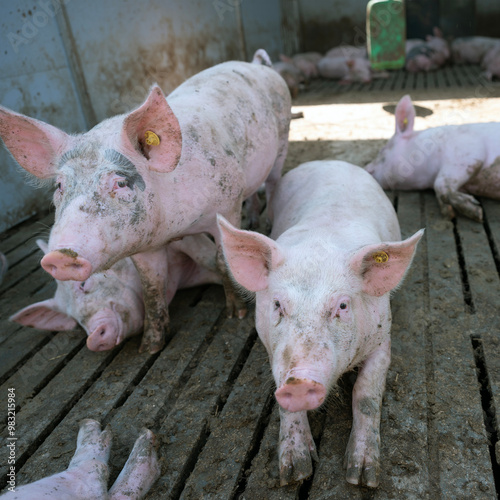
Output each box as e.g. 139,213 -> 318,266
0,50 -> 291,354
365,94 -> 500,221
405,28 -> 450,72
10,237 -> 219,351
0,419 -> 159,499
217,160 -> 423,487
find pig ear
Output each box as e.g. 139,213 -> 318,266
36,239 -> 49,254
122,85 -> 182,174
217,214 -> 284,292
279,54 -> 293,64
0,106 -> 71,179
395,94 -> 415,136
349,229 -> 424,297
9,298 -> 78,331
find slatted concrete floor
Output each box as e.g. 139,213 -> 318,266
2,66 -> 500,499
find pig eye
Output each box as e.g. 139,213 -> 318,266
274,300 -> 281,310
113,178 -> 130,190
340,303 -> 347,310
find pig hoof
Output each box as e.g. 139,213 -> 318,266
446,192 -> 483,222
279,450 -> 313,485
139,337 -> 165,354
344,447 -> 380,488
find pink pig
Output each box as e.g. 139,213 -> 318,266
365,94 -> 500,221
482,45 -> 500,81
0,419 -> 160,499
451,36 -> 500,64
0,52 -> 291,354
217,160 -> 423,487
10,237 -> 219,351
318,56 -> 373,83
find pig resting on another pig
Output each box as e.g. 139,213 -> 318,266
0,50 -> 291,354
10,236 -> 219,351
0,419 -> 160,499
218,160 -> 423,486
365,94 -> 500,221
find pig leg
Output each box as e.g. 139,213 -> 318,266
265,142 -> 289,224
433,162 -> 483,221
344,341 -> 391,488
108,428 -> 161,500
243,192 -> 262,230
3,419 -> 111,500
279,408 -> 318,485
131,247 -> 170,354
212,208 -> 248,319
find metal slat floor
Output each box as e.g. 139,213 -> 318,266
1,65 -> 500,499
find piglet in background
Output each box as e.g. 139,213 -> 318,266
218,160 -> 423,487
325,45 -> 367,59
318,56 -> 373,83
451,36 -> 500,64
10,237 -> 220,351
481,45 -> 500,80
405,28 -> 450,72
0,252 -> 7,285
365,94 -> 500,221
290,52 -> 323,79
0,419 -> 160,499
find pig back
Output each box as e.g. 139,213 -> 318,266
270,161 -> 401,249
166,61 -> 291,201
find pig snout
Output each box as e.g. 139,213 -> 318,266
41,250 -> 92,281
275,376 -> 327,412
87,322 -> 119,351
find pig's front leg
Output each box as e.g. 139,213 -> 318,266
279,408 -> 318,485
434,162 -> 483,221
344,340 -> 391,488
131,247 -> 169,354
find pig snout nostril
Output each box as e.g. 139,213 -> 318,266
275,378 -> 327,412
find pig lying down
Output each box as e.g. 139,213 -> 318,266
0,51 -> 291,354
0,419 -> 159,500
218,160 -> 423,486
365,95 -> 500,221
10,237 -> 219,351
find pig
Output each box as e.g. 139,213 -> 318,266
292,52 -> 323,79
318,56 -> 372,83
481,45 -> 500,81
365,94 -> 500,222
279,53 -> 322,81
405,28 -> 450,72
217,160 -> 423,487
451,36 -> 500,64
0,419 -> 160,499
0,251 -> 7,285
10,236 -> 219,351
272,59 -> 305,97
0,51 -> 291,354
326,45 -> 367,59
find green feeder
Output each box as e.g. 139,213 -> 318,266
367,0 -> 406,71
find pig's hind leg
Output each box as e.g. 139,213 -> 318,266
434,161 -> 483,221
108,428 -> 161,500
344,341 -> 390,488
278,408 -> 318,485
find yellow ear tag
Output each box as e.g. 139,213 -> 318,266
403,118 -> 408,125
145,131 -> 160,146
373,251 -> 389,264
